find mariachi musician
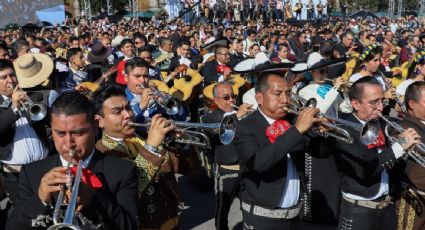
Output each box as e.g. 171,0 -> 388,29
328,77 -> 420,230
200,44 -> 233,86
306,0 -> 314,22
316,0 -> 325,19
284,0 -> 293,21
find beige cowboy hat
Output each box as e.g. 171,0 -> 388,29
13,53 -> 54,88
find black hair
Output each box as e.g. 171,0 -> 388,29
246,29 -> 256,37
124,57 -> 150,74
0,59 -> 13,71
136,46 -> 151,56
120,38 -> 133,47
255,71 -> 285,93
66,47 -> 83,61
93,84 -> 126,116
349,76 -> 381,101
51,92 -> 95,124
405,81 -> 425,110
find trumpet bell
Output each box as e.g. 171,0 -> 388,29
219,115 -> 237,145
359,119 -> 381,145
164,98 -> 180,116
46,223 -> 81,230
28,102 -> 48,121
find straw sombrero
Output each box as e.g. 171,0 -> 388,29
13,53 -> 53,88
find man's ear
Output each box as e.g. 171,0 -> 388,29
351,99 -> 360,111
124,71 -> 128,83
255,92 -> 263,106
94,114 -> 104,129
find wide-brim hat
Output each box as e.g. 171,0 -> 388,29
13,53 -> 53,88
200,38 -> 230,50
87,43 -> 112,63
234,52 -> 294,74
290,52 -> 346,74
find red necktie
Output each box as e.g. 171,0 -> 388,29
70,166 -> 103,190
266,120 -> 292,144
217,64 -> 231,74
367,130 -> 386,149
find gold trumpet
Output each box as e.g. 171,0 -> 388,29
286,97 -> 381,145
48,149 -> 82,230
129,115 -> 237,148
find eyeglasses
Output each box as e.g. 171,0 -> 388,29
215,94 -> 236,100
366,98 -> 385,109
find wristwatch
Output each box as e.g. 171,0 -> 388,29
144,143 -> 159,154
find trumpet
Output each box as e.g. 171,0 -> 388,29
379,114 -> 425,168
48,149 -> 82,230
139,84 -> 181,116
324,78 -> 352,94
19,89 -> 48,121
128,115 -> 237,148
286,97 -> 381,145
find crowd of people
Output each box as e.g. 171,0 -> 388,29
1,4 -> 425,230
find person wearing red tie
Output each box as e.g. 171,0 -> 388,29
329,76 -> 421,230
7,92 -> 139,230
233,71 -> 327,229
200,45 -> 233,86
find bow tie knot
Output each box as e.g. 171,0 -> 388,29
367,130 -> 386,149
266,120 -> 292,143
217,64 -> 231,74
70,166 -> 103,190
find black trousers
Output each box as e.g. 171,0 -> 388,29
337,198 -> 396,230
242,208 -> 302,230
214,164 -> 240,230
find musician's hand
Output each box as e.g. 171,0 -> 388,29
333,76 -> 346,89
146,114 -> 176,147
223,69 -> 232,79
38,166 -> 69,204
392,69 -> 402,76
295,107 -> 322,134
398,128 -> 421,151
11,85 -> 24,108
140,88 -> 154,110
74,84 -> 89,92
236,103 -> 253,119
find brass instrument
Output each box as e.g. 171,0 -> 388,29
380,114 -> 425,168
140,84 -> 181,116
48,149 -> 82,230
19,89 -> 48,122
288,95 -> 381,145
324,77 -> 352,94
129,115 -> 237,148
285,2 -> 293,19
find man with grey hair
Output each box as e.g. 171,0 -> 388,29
202,81 -> 252,230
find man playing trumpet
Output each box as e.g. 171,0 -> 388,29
7,92 -> 139,229
93,85 -> 181,229
123,57 -> 188,124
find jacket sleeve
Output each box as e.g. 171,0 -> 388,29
6,165 -> 53,230
0,108 -> 19,160
235,125 -> 305,173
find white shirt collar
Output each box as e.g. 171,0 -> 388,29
353,113 -> 366,125
59,149 -> 95,169
258,107 -> 275,125
104,133 -> 124,142
1,94 -> 9,102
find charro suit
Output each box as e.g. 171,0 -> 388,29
233,109 -> 326,228
6,151 -> 139,230
330,113 -> 399,230
199,59 -> 220,86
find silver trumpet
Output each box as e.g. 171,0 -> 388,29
129,115 -> 237,148
286,97 -> 381,145
19,89 -> 48,121
48,149 -> 83,230
379,114 -> 425,168
140,84 -> 181,116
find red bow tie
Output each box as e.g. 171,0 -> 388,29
367,130 -> 386,149
70,166 -> 103,190
266,120 -> 292,144
217,64 -> 231,74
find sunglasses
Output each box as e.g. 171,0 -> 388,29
216,94 -> 236,101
